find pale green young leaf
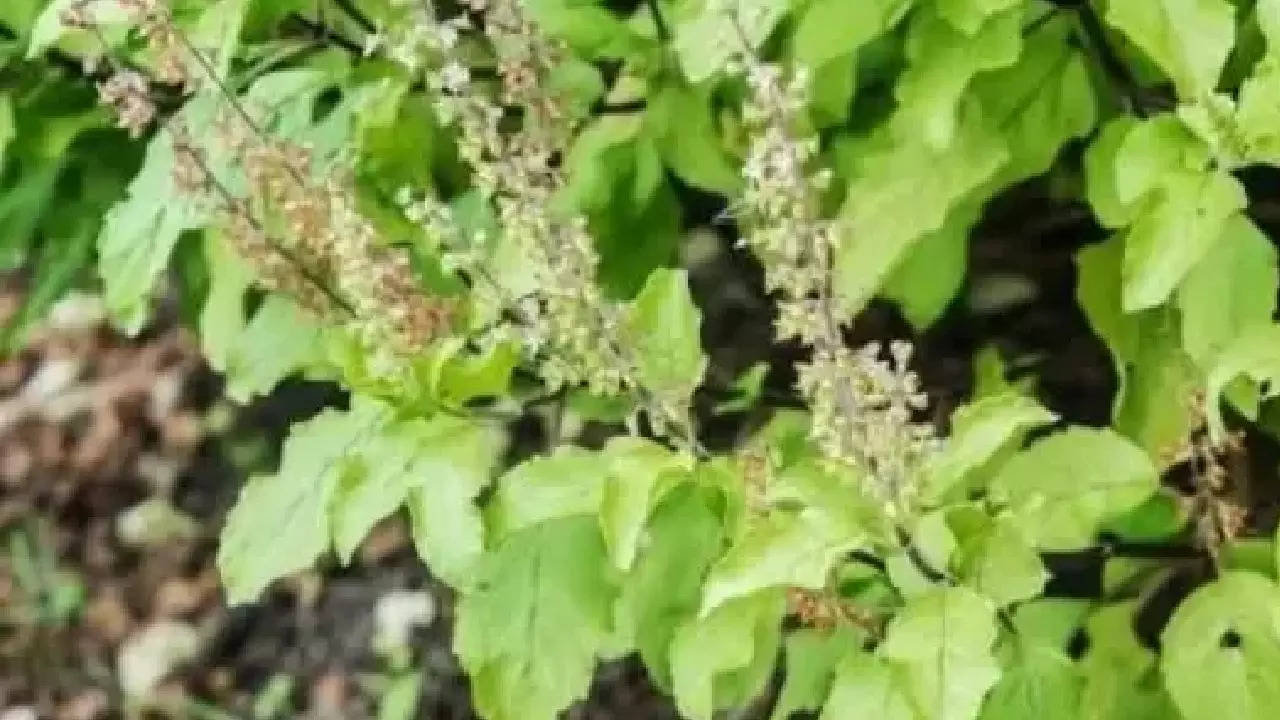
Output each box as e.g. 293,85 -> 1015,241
1205,323 -> 1280,441
883,200 -> 979,331
790,0 -> 910,68
427,338 -> 520,406
1178,215 -> 1279,367
835,100 -> 1007,317
1121,171 -> 1246,313
990,427 -> 1159,550
217,400 -> 388,605
922,391 -> 1058,503
699,507 -> 864,617
598,437 -> 689,572
626,268 -> 707,405
1162,571 -> 1280,720
674,0 -> 789,82
820,650 -> 915,720
454,517 -> 615,720
880,585 -> 1001,720
200,233 -> 254,375
1104,0 -> 1236,98
1113,114 -> 1210,204
613,482 -> 724,689
771,625 -> 861,720
669,589 -> 786,720
224,296 -> 325,403
486,447 -> 603,538
895,6 -> 1021,149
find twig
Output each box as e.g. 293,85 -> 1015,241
645,0 -> 671,42
285,13 -> 366,56
332,0 -> 378,35
1073,3 -> 1150,118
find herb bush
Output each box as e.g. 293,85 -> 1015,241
6,0 -> 1280,717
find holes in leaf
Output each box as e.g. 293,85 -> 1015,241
310,86 -> 343,124
1067,626 -> 1090,660
1221,629 -> 1243,649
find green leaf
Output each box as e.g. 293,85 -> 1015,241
27,0 -> 130,58
895,6 -> 1021,149
952,512 -> 1050,607
1104,0 -> 1236,98
834,100 -> 1007,317
427,338 -> 520,406
1205,323 -> 1280,441
224,296 -> 325,403
217,400 -> 388,605
96,114 -> 202,332
1162,572 -> 1280,720
454,517 -> 616,720
670,589 -> 786,720
335,416 -> 501,588
699,507 -> 864,617
1079,602 -> 1178,720
200,233 -> 255,375
523,0 -> 642,59
771,625 -> 861,720
0,94 -> 14,172
923,391 -> 1058,503
983,601 -> 1087,719
973,21 -> 1098,183
880,585 -> 1001,720
598,437 -> 689,572
674,0 -> 789,82
486,447 -> 603,538
1120,171 -> 1246,312
1178,215 -> 1279,367
376,672 -> 421,720
981,644 -> 1079,720
626,267 -> 707,406
990,427 -> 1159,550
613,482 -> 725,689
1084,117 -> 1145,229
790,0 -> 909,69
883,200 -> 980,331
820,650 -> 915,720
936,0 -> 1020,36
646,80 -> 740,194
1108,309 -> 1201,466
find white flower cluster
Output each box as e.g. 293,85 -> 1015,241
734,51 -> 934,514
